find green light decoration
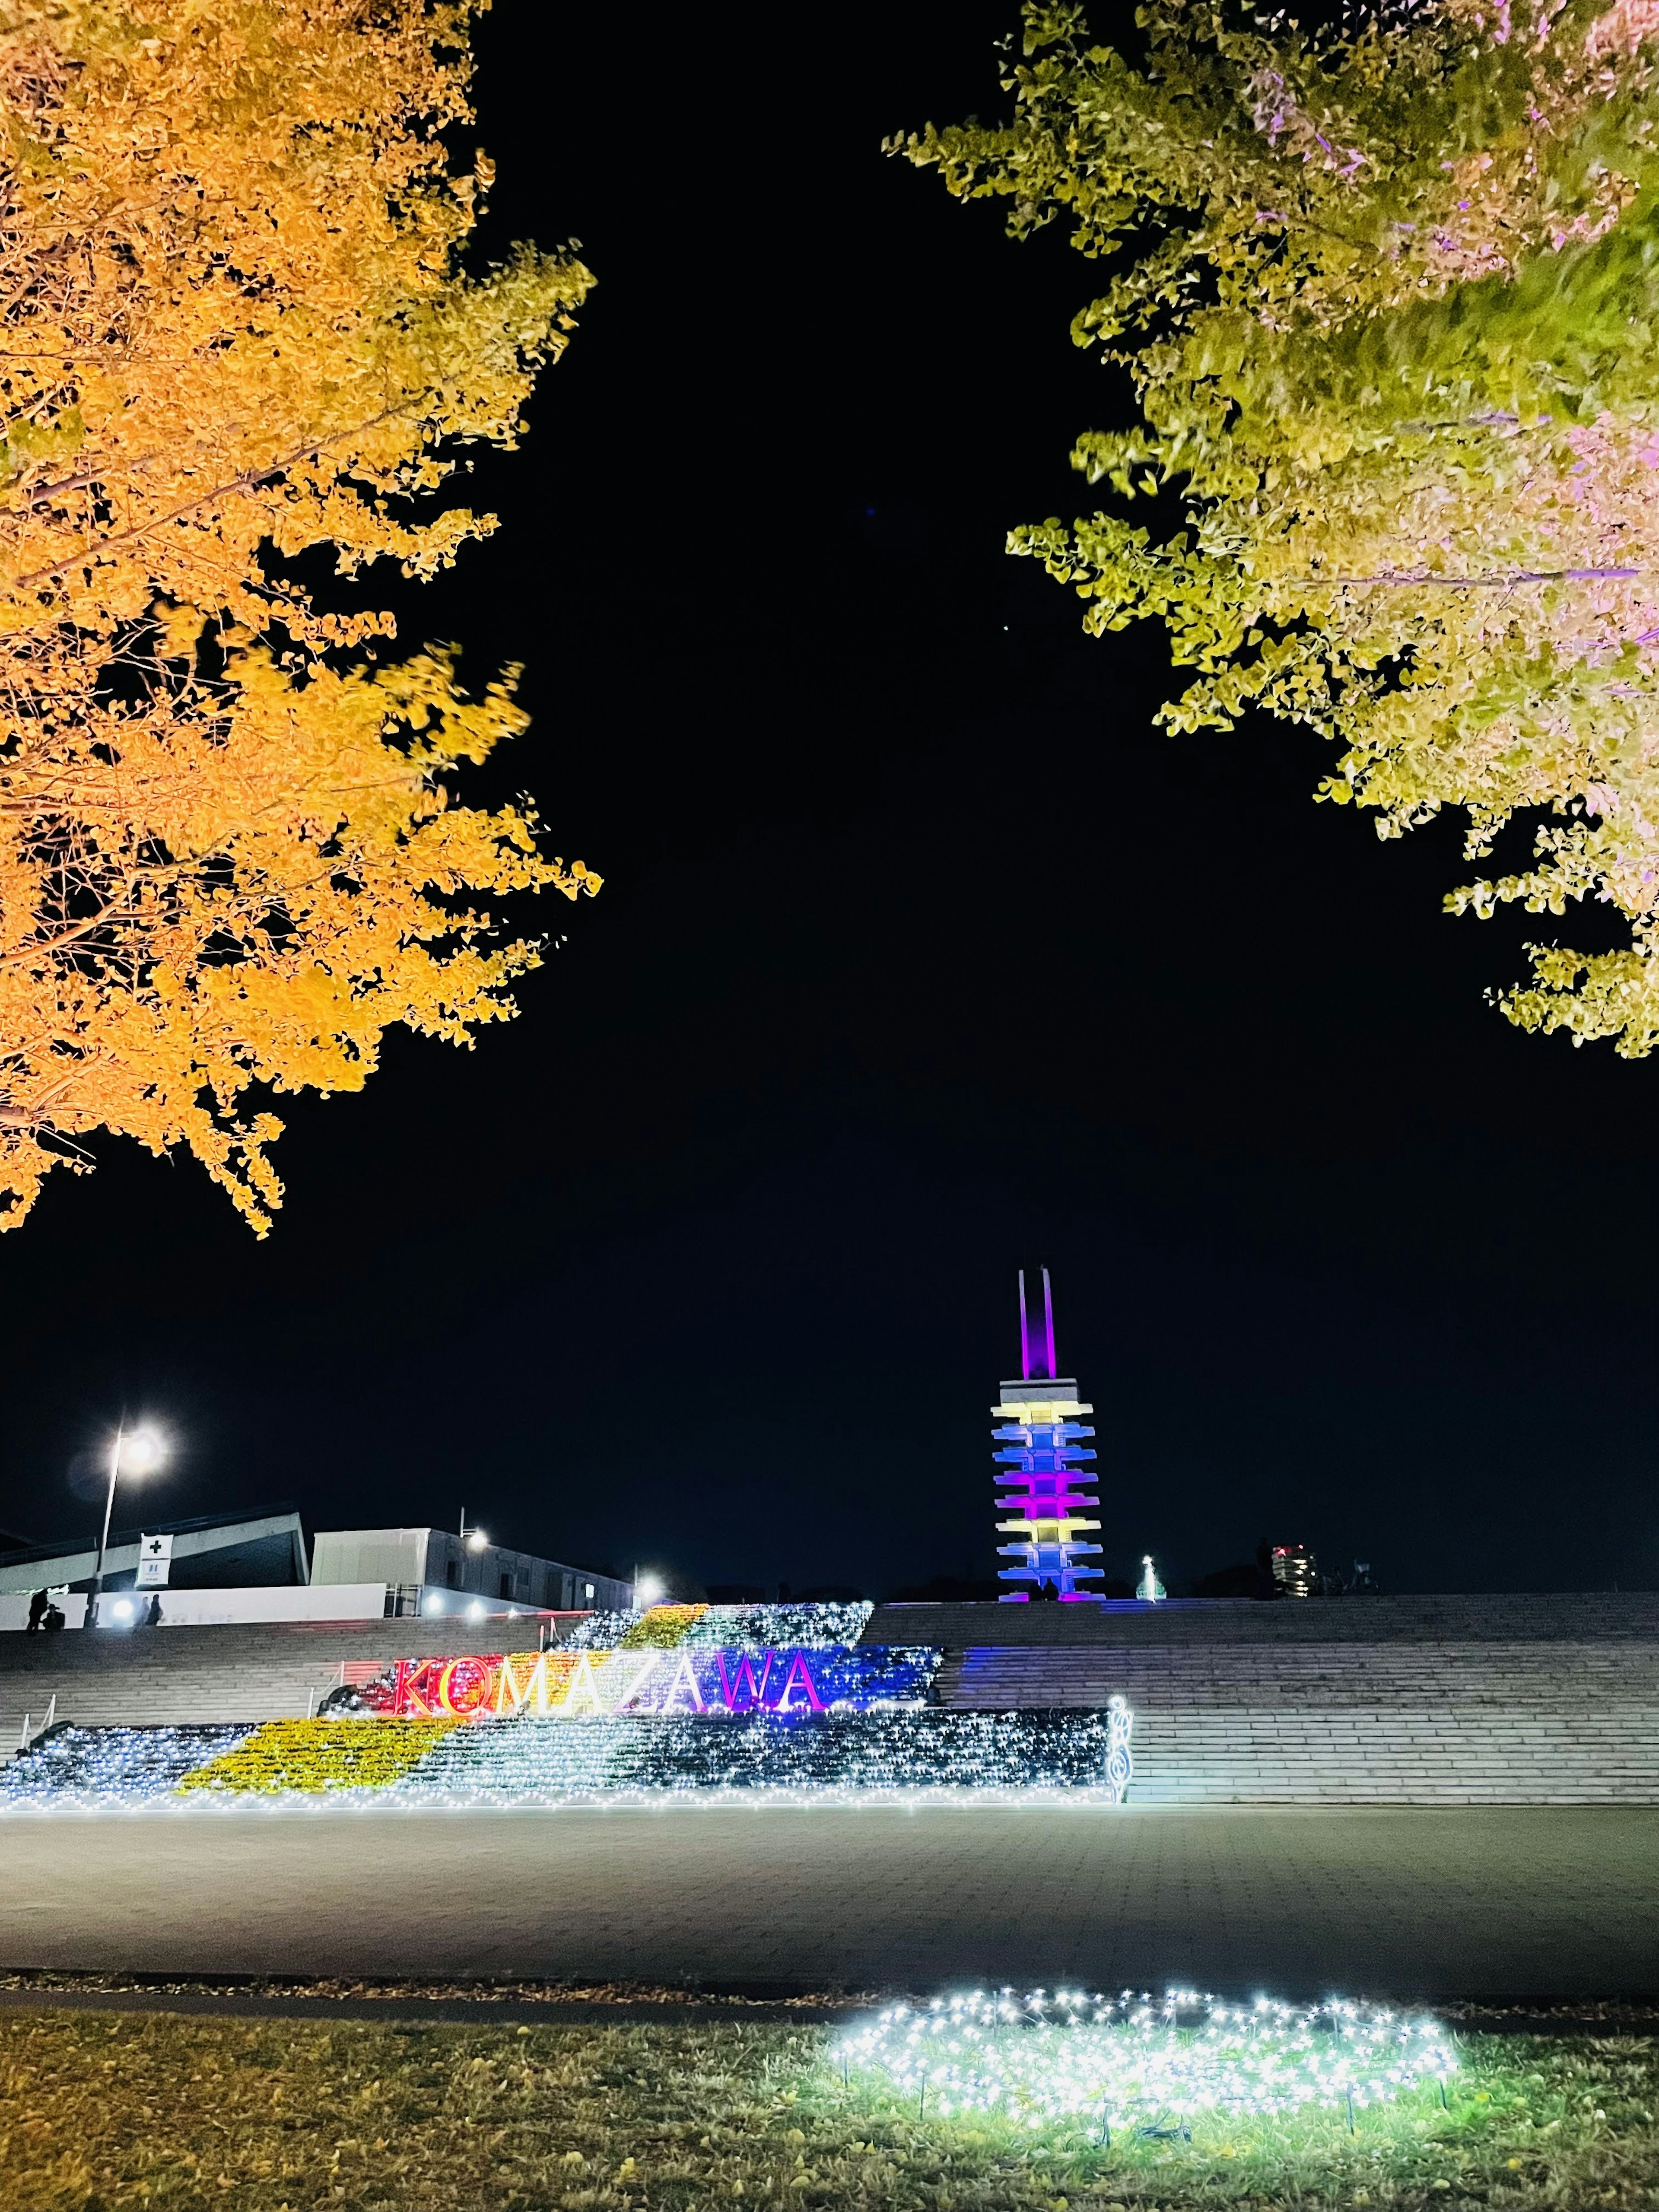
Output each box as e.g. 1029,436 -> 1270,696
836,1990 -> 1457,2133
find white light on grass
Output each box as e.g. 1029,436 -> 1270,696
836,1989 -> 1457,2131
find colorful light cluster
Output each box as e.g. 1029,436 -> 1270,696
565,1602 -> 875,1652
378,1707 -> 1131,1803
343,1642 -> 938,1721
0,1724 -> 247,1806
995,1269 -> 1103,1601
0,1705 -> 1134,1811
837,1988 -> 1458,2130
178,1719 -> 460,1793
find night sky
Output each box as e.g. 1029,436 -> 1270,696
0,0 -> 1652,1601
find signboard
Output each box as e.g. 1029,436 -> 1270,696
135,1533 -> 173,1589
356,1643 -> 939,1723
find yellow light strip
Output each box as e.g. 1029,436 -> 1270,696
996,1517 -> 1101,1538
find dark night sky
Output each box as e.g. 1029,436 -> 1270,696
0,0 -> 1653,1599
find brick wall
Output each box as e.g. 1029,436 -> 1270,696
936,1638 -> 1659,1803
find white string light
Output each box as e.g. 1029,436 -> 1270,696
837,1989 -> 1457,2130
0,1704 -> 1134,1814
565,1603 -> 876,1652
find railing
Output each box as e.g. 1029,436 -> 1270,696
16,1692 -> 56,1751
305,1659 -> 369,1719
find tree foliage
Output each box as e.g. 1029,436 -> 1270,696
0,0 -> 596,1231
899,0 -> 1659,1054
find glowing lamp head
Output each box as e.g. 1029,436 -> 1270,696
467,1600 -> 484,1620
634,1573 -> 665,1609
426,1595 -> 444,1616
112,1599 -> 133,1621
466,1527 -> 488,1552
118,1427 -> 166,1477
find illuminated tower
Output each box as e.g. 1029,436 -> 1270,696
992,1269 -> 1103,1601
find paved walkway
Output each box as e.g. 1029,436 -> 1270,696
4,1805 -> 1657,1997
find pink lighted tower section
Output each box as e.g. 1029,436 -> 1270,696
992,1268 -> 1103,1601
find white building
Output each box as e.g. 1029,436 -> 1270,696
310,1528 -> 632,1618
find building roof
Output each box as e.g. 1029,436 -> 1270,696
0,1503 -> 304,1572
0,1504 -> 309,1594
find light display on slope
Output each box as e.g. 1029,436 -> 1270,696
0,1702 -> 1135,1811
994,1268 -> 1103,1601
341,1643 -> 939,1720
178,1719 -> 460,1793
837,1988 -> 1457,2130
564,1602 -> 875,1652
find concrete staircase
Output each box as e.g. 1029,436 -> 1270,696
933,1640 -> 1659,1803
866,1592 -> 1659,1646
0,1617 -> 559,1754
7,1599 -> 1656,1805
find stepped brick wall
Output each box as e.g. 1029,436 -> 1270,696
878,1597 -> 1659,1804
6,1595 -> 1658,1804
936,1644 -> 1659,1803
863,1593 -> 1659,1645
0,1616 -> 574,1751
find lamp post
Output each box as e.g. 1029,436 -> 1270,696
455,1510 -> 488,1599
90,1423 -> 165,1627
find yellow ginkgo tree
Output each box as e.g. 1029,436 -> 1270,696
0,0 -> 596,1230
902,0 -> 1659,1056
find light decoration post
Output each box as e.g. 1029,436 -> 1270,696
994,1269 -> 1103,1601
836,1989 -> 1458,2133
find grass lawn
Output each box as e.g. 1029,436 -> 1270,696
0,2012 -> 1656,2210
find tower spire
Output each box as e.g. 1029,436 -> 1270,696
1018,1268 -> 1032,1381
1042,1265 -> 1056,1380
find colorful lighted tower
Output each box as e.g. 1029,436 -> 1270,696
992,1269 -> 1103,1601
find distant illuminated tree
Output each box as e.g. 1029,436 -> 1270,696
0,0 -> 597,1231
898,0 -> 1659,1054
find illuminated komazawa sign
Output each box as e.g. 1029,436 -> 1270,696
362,1644 -> 939,1722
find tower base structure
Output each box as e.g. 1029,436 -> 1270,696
993,1376 -> 1103,1601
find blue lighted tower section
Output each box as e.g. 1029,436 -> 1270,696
993,1268 -> 1103,1601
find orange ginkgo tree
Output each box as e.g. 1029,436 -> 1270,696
0,0 -> 596,1232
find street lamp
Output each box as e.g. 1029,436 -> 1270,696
91,1423 -> 165,1627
